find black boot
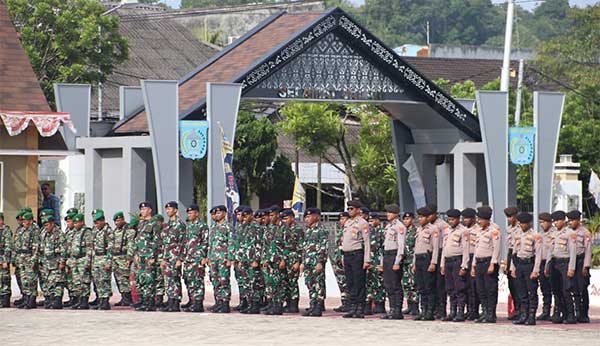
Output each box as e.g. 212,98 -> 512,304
132,296 -> 143,309
537,304 -> 551,321
485,301 -> 497,323
248,299 -> 261,314
563,299 -> 577,324
181,296 -> 191,310
525,307 -> 537,325
115,292 -> 130,306
410,301 -> 420,316
161,298 -> 174,312
13,296 -> 24,307
373,301 -> 386,314
135,296 -> 147,311
0,295 -> 10,308
68,296 -> 80,309
155,295 -> 165,309
334,299 -> 350,313
216,300 -> 230,313
208,300 -> 222,312
475,302 -> 487,323
551,304 -> 564,324
260,299 -> 272,313
44,296 -> 52,309
145,296 -> 156,312
364,300 -> 373,315
169,299 -> 181,312
513,306 -> 527,325
453,304 -> 466,322
310,301 -> 323,317
237,298 -> 249,312
414,298 -> 426,321
89,296 -> 99,307
443,303 -> 457,321
188,300 -> 204,313
63,296 -> 73,308
302,301 -> 315,316
24,295 -> 37,309
342,304 -> 356,318
287,298 -> 299,313
99,297 -> 111,310
353,303 -> 365,319
423,299 -> 435,321
78,296 -> 90,310
267,301 -> 282,315
437,300 -> 447,320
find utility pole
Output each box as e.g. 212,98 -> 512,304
514,59 -> 524,125
500,0 -> 514,92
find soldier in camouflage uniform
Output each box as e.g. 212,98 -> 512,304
232,206 -> 246,311
301,208 -> 328,317
401,212 -> 419,315
260,207 -> 279,313
208,205 -> 235,313
236,207 -> 253,313
262,207 -> 286,315
0,212 -> 13,308
182,204 -> 209,312
159,202 -> 185,312
15,212 -> 40,309
126,217 -> 141,308
239,208 -> 263,314
66,214 -> 93,309
39,216 -> 67,309
38,208 -> 57,307
255,210 -> 268,312
91,211 -> 114,310
134,202 -> 160,311
281,208 -> 303,313
366,212 -> 386,315
331,211 -> 350,313
112,211 -> 134,307
62,209 -> 78,307
153,213 -> 167,308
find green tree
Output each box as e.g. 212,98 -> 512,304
234,107 -> 278,204
181,0 -> 275,9
6,0 -> 128,107
256,155 -> 295,205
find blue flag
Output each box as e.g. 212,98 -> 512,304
509,127 -> 536,165
220,124 -> 240,224
180,120 -> 208,159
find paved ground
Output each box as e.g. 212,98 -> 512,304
1,299 -> 598,346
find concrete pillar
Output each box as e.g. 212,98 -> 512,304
84,148 -> 102,225
421,154 -> 437,205
391,119 -> 415,212
453,151 -> 477,209
179,158 -> 194,213
123,147 -> 147,218
436,157 -> 453,211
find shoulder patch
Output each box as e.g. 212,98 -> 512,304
535,234 -> 542,242
570,233 -> 577,240
399,227 -> 405,235
492,229 -> 499,236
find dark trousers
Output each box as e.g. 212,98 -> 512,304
435,251 -> 447,310
415,253 -> 435,308
574,255 -> 590,316
515,258 -> 539,311
551,259 -> 575,312
467,254 -> 479,311
343,250 -> 366,307
382,251 -> 404,307
444,256 -> 467,307
539,260 -> 552,306
475,257 -> 498,311
550,260 -> 565,312
507,250 -> 519,309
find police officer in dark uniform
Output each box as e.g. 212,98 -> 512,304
379,204 -> 406,320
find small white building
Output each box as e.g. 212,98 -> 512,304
553,154 -> 582,212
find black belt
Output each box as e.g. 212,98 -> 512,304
515,256 -> 535,264
343,249 -> 364,256
384,249 -> 398,255
95,251 -> 107,256
445,255 -> 462,262
16,250 -> 32,254
415,253 -> 431,260
475,256 -> 491,263
576,254 -> 584,260
554,257 -> 569,263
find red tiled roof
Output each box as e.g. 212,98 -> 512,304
0,2 -> 50,113
115,12 -> 321,134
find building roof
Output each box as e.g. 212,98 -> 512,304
93,6 -> 220,119
0,2 -> 50,113
114,8 -> 480,140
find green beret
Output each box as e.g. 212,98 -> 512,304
22,207 -> 32,213
92,208 -> 104,215
73,214 -> 84,222
113,211 -> 124,221
93,211 -> 105,222
22,212 -> 34,220
40,209 -> 53,217
129,217 -> 139,228
154,214 -> 164,222
42,215 -> 55,224
67,207 -> 79,215
65,213 -> 76,221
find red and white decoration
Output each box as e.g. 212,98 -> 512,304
0,111 -> 75,137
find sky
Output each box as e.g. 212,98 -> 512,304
161,0 -> 600,10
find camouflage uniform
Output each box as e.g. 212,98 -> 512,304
232,223 -> 246,300
301,222 -> 328,308
402,224 -> 418,305
208,220 -> 234,303
239,222 -> 263,309
14,223 -> 40,298
112,222 -> 134,296
366,225 -> 385,305
92,223 -> 114,298
282,222 -> 303,304
330,227 -> 348,301
234,223 -> 251,303
182,219 -> 209,303
0,224 -> 13,302
134,218 -> 160,306
63,224 -> 77,297
155,221 -> 167,298
162,217 -> 185,300
261,223 -> 277,305
39,226 -> 66,299
66,223 -> 93,302
39,223 -> 60,300
264,223 -> 285,309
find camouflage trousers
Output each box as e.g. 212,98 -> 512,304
136,259 -> 157,299
68,257 -> 91,296
331,257 -> 349,300
303,264 -> 326,303
0,267 -> 10,296
262,263 -> 276,301
284,263 -> 300,301
112,256 -> 132,294
210,261 -> 231,302
183,261 -> 205,301
65,261 -> 73,294
15,254 -> 37,295
41,265 -> 64,297
92,255 -> 112,298
249,266 -> 264,303
234,266 -> 244,298
162,261 -> 182,299
39,263 -> 48,296
402,262 -> 418,303
155,262 -> 165,296
264,263 -> 285,304
237,262 -> 251,300
366,266 -> 386,303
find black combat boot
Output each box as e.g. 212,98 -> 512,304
145,296 -> 156,312
574,296 -> 582,322
353,303 -> 365,319
413,299 -> 426,321
485,301 -> 497,323
135,296 -> 147,311
443,303 -> 457,321
170,299 -> 181,312
475,302 -> 487,323
0,295 -> 10,308
537,304 -> 551,321
260,299 -> 272,313
188,300 -> 204,313
563,300 -> 577,324
155,295 -> 165,309
342,304 -> 356,318
373,301 -> 386,314
78,296 -> 90,310
216,300 -> 230,313
287,298 -> 299,313
51,296 -> 63,309
334,299 -> 349,313
410,301 -> 420,316
132,296 -> 143,309
63,296 -> 73,308
525,307 -> 537,326
302,301 -> 315,316
115,292 -> 131,306
99,297 -> 111,310
363,300 -> 373,315
68,296 -> 80,309
423,299 -> 435,321
580,298 -> 590,323
437,300 -> 447,320
551,304 -> 564,324
16,295 -> 27,309
209,300 -> 222,312
24,295 -> 37,309
266,301 -> 282,315
453,304 -> 466,322
180,296 -> 191,310
43,296 -> 52,309
513,306 -> 527,325
237,298 -> 249,312
89,295 -> 99,307
310,301 -> 323,317
248,299 -> 261,314
161,298 -> 174,312
13,296 -> 24,307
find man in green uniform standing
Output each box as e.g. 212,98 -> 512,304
112,211 -> 134,307
301,208 -> 328,317
67,214 -> 93,309
91,210 -> 114,310
332,211 -> 350,313
39,216 -> 67,309
134,202 -> 160,311
182,204 -> 209,312
401,212 -> 418,315
208,205 -> 234,313
282,208 -> 303,313
15,212 -> 39,309
0,212 -> 13,308
160,202 -> 185,312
